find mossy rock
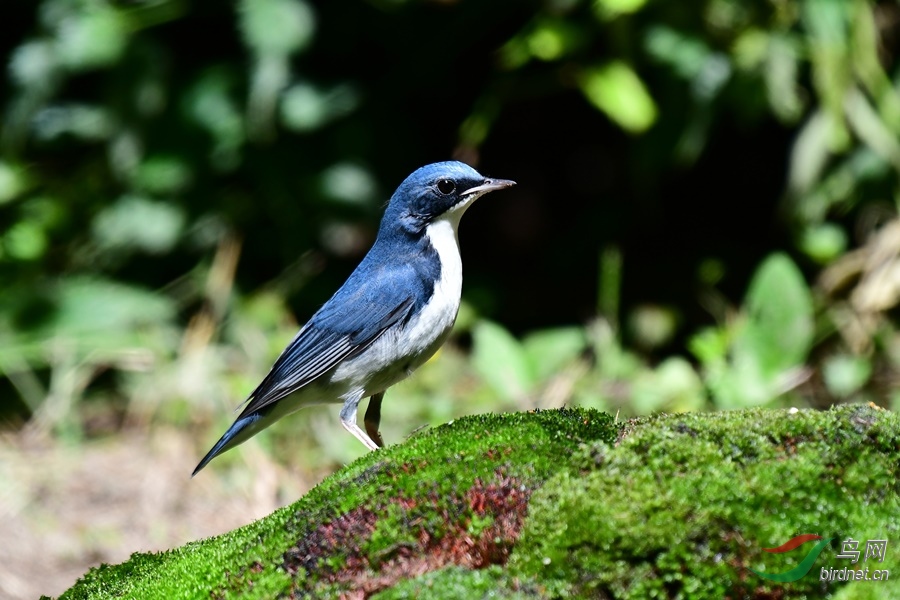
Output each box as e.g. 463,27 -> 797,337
57,405 -> 899,599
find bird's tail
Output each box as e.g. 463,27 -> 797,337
192,412 -> 264,477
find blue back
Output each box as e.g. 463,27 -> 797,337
236,161 -> 486,415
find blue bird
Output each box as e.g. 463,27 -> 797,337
193,161 -> 515,475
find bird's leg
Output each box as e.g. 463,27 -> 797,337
339,391 -> 381,451
364,392 -> 385,448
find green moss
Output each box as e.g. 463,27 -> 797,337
509,405 -> 900,599
370,565 -> 544,599
58,405 -> 900,599
60,408 -> 617,599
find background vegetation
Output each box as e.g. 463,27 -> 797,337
4,0 -> 900,457
1,0 -> 900,593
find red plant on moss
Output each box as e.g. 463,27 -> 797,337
282,470 -> 534,598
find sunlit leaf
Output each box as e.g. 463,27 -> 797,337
823,354 -> 871,398
239,0 -> 315,56
645,26 -> 710,80
55,7 -> 129,70
280,82 -> 360,132
4,221 -> 47,261
707,355 -> 775,409
0,278 -> 178,368
185,71 -> 245,169
764,33 -> 804,122
691,54 -> 730,102
320,163 -> 377,206
731,28 -> 768,71
526,21 -> 581,61
627,304 -> 678,350
802,0 -> 852,151
734,253 -> 813,378
799,223 -> 846,264
844,87 -> 900,170
802,0 -> 850,45
579,61 -> 658,133
472,320 -> 534,400
92,195 -> 186,254
688,326 -> 728,366
48,277 -> 176,335
0,162 -> 29,204
32,104 -> 114,141
632,357 -> 705,413
522,326 -> 587,383
9,40 -> 58,88
849,2 -> 900,134
594,0 -> 647,20
787,109 -> 833,197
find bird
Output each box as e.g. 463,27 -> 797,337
193,161 -> 515,475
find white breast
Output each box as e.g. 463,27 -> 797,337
330,212 -> 465,395
403,215 -> 463,344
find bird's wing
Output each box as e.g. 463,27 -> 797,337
236,269 -> 421,416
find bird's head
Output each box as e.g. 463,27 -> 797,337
382,161 -> 515,236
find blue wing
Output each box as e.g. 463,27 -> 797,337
235,258 -> 429,417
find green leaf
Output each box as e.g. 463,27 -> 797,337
764,33 -> 804,122
239,0 -> 315,56
319,163 -> 377,206
594,0 -> 648,20
280,82 -> 360,132
0,161 -> 29,204
471,320 -> 534,400
844,87 -> 900,169
823,354 -> 871,398
525,20 -> 581,62
0,277 -> 178,368
4,221 -> 47,261
632,357 -> 706,413
185,70 -> 245,169
627,304 -> 678,350
579,62 -> 658,133
92,195 -> 186,254
644,26 -> 710,80
688,327 -> 729,367
787,109 -> 834,197
55,7 -> 129,70
49,277 -> 175,335
734,253 -> 814,378
522,327 -> 587,383
705,354 -> 774,409
133,156 -> 192,195
799,223 -> 847,264
9,40 -> 59,88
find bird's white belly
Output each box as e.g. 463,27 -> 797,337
331,216 -> 463,395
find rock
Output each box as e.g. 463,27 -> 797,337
57,405 -> 899,599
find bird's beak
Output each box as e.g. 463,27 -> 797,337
462,178 -> 517,198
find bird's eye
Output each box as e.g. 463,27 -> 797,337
436,179 -> 456,195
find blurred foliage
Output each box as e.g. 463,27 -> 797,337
2,0 -> 900,472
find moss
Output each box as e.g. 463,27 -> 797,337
509,404 -> 900,599
58,405 -> 900,599
370,565 -> 545,599
59,408 -> 617,599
